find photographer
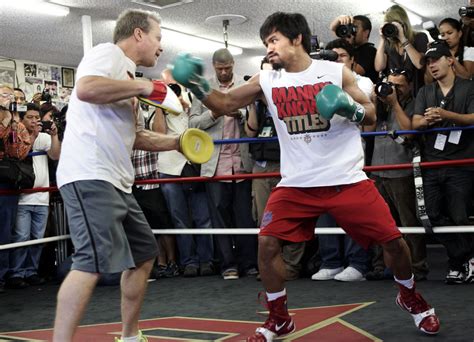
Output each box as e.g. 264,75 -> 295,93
375,4 -> 429,95
0,85 -> 31,293
330,15 -> 378,83
412,43 -> 474,284
365,69 -> 428,281
7,103 -> 61,289
439,18 -> 474,79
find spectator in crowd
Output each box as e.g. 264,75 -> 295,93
189,48 -> 258,280
375,4 -> 429,95
131,105 -> 179,280
0,84 -> 31,293
156,70 -> 214,278
329,15 -> 378,83
245,59 -> 305,281
366,68 -> 428,281
311,39 -> 372,282
439,17 -> 474,79
412,42 -> 474,284
7,103 -> 61,289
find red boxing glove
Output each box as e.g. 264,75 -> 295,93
138,80 -> 183,115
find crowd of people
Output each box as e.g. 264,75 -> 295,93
0,3 -> 474,341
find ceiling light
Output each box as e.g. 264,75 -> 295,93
7,0 -> 70,16
161,28 -> 243,55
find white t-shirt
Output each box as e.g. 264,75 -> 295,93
259,59 -> 367,187
19,133 -> 51,206
156,111 -> 188,176
56,43 -> 141,193
463,46 -> 474,62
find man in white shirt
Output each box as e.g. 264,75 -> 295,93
54,9 -> 188,342
8,103 -> 60,289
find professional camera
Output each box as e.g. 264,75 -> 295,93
335,24 -> 357,38
310,49 -> 338,61
382,23 -> 399,39
52,106 -> 67,141
459,6 -> 474,18
8,102 -> 27,113
374,81 -> 394,97
41,89 -> 52,103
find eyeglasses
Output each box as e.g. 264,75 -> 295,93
0,93 -> 14,99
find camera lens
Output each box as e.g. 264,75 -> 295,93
382,23 -> 399,39
375,82 -> 394,97
459,6 -> 474,18
335,25 -> 349,38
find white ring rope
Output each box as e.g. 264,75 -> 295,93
1,226 -> 474,251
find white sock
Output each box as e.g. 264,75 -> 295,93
394,274 -> 414,289
121,334 -> 140,342
266,288 -> 286,301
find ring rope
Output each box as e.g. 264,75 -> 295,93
1,158 -> 474,196
1,226 -> 474,251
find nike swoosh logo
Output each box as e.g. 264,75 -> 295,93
316,75 -> 327,79
275,322 -> 287,331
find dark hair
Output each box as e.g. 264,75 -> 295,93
259,12 -> 311,54
353,15 -> 372,37
439,17 -> 464,64
325,38 -> 355,57
13,88 -> 25,95
40,102 -> 59,119
26,102 -> 40,112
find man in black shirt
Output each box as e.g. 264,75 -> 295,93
329,15 -> 378,83
412,42 -> 474,284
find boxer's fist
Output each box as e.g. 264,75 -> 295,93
138,80 -> 183,115
316,84 -> 365,123
171,53 -> 211,101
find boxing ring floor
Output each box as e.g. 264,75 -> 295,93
0,246 -> 472,342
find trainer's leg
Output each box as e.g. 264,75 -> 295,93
53,270 -> 100,342
381,237 -> 412,280
258,235 -> 285,291
120,258 -> 154,338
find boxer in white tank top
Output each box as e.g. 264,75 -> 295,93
171,11 -> 440,341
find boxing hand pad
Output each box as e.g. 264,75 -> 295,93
138,80 -> 183,115
179,128 -> 214,164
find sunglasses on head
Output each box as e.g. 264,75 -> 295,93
388,68 -> 412,82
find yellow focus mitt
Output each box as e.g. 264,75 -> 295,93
179,128 -> 214,164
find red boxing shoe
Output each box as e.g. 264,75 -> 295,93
247,294 -> 295,342
396,285 -> 440,335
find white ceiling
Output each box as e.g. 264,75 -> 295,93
0,0 -> 467,79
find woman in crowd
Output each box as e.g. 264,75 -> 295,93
375,4 -> 429,94
439,17 -> 474,79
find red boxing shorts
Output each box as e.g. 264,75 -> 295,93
259,179 -> 401,249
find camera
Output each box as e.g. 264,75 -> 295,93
310,49 -> 338,61
335,24 -> 357,38
41,120 -> 53,131
382,23 -> 399,39
41,89 -> 52,103
459,6 -> 474,18
8,102 -> 27,113
310,35 -> 319,53
374,81 -> 394,97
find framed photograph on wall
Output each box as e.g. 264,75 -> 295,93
0,67 -> 16,88
61,67 -> 75,88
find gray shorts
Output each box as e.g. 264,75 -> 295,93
60,180 -> 158,274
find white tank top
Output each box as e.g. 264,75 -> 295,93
259,59 -> 367,187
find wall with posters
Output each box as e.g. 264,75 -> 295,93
0,56 -> 76,110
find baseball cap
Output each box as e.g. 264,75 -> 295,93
421,41 -> 452,64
